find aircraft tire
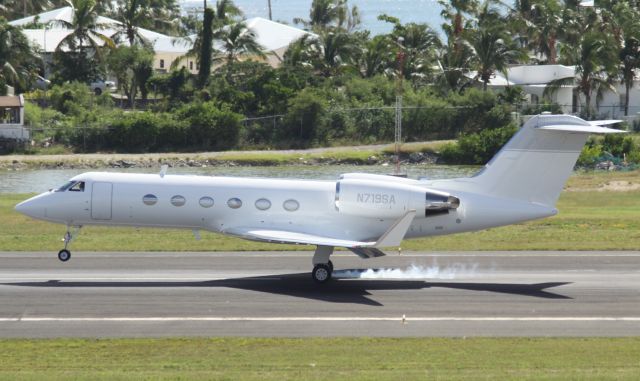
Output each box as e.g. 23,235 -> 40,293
58,249 -> 71,262
312,263 -> 332,284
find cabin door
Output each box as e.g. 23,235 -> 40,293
91,182 -> 113,220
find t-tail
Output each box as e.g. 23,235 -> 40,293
468,114 -> 624,207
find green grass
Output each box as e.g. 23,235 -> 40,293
2,170 -> 639,252
0,338 -> 639,380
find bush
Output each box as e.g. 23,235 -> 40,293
576,144 -> 603,167
47,82 -> 94,114
602,134 -> 635,157
281,88 -> 328,147
439,124 -> 517,164
176,102 -> 242,151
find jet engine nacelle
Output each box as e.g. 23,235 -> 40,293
334,179 -> 460,219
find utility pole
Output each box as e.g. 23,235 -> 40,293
268,0 -> 272,20
394,37 -> 405,176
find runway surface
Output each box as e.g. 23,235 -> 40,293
1,251 -> 639,337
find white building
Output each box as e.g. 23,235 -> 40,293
0,95 -> 29,142
9,7 -> 313,75
478,65 -> 640,121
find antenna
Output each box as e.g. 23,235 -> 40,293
159,165 -> 168,178
394,37 -> 406,177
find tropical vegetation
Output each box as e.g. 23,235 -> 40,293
1,0 -> 640,165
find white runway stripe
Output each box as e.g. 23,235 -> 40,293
1,317 -> 640,322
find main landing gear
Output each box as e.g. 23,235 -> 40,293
311,246 -> 334,284
58,226 -> 81,262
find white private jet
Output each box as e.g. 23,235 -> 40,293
15,114 -> 623,283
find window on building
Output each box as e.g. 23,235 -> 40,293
160,59 -> 165,69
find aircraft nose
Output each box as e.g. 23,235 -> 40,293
15,197 -> 45,219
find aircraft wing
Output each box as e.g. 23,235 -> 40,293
223,210 -> 416,258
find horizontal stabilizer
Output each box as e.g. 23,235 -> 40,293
588,120 -> 623,126
537,124 -> 625,134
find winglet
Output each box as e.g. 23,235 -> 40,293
372,210 -> 416,248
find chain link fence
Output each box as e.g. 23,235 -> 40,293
9,103 -> 640,153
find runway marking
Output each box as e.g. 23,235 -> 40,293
1,317 -> 640,322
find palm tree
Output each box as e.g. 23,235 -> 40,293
393,23 -> 441,83
312,28 -> 357,76
111,0 -> 150,46
468,28 -> 525,90
294,0 -> 359,32
213,0 -> 242,29
466,4 -> 526,92
55,0 -> 115,55
110,0 -> 178,46
546,31 -> 618,118
214,21 -> 265,79
283,34 -> 316,68
357,35 -> 392,78
619,37 -> 640,116
0,0 -> 68,20
518,0 -> 562,64
439,0 -> 479,42
437,39 -> 474,93
0,17 -> 40,93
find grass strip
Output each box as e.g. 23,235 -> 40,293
0,337 -> 639,380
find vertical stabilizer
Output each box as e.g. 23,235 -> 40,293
469,115 -> 623,207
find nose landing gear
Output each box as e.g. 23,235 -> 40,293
58,226 -> 81,262
58,249 -> 71,262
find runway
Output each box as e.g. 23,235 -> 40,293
1,251 -> 639,337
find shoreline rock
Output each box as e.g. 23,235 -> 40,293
0,152 -> 441,171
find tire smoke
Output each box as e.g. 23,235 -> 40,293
333,262 -> 479,280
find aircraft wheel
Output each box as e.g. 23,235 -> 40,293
312,263 -> 332,284
58,249 -> 71,262
328,260 -> 334,272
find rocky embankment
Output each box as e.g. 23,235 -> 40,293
0,151 -> 439,171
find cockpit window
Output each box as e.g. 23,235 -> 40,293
55,181 -> 75,192
55,181 -> 85,192
69,182 -> 85,192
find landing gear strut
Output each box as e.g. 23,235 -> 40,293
311,245 -> 334,283
58,226 -> 81,262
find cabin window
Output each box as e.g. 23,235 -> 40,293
283,199 -> 299,212
143,194 -> 158,206
199,196 -> 214,208
171,195 -> 186,207
227,198 -> 242,209
255,198 -> 271,211
69,182 -> 85,192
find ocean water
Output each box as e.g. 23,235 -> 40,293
180,0 -> 445,34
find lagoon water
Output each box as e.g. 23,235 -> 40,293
0,164 -> 477,194
180,0 -> 445,35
